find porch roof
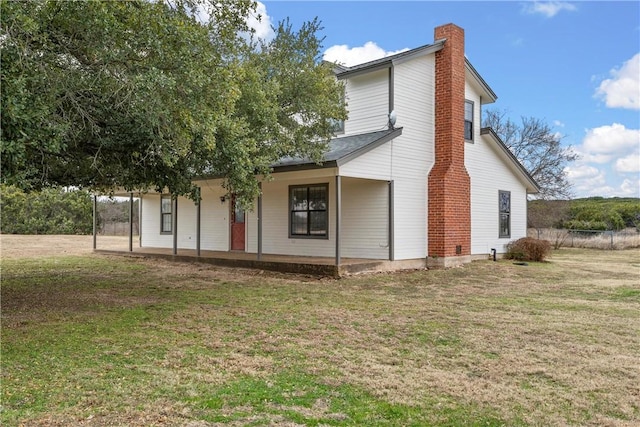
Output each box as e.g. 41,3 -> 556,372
272,127 -> 403,172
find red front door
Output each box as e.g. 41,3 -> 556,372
230,196 -> 245,251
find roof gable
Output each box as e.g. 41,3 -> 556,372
332,40 -> 445,80
330,38 -> 497,105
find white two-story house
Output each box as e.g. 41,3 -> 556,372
126,23 -> 539,271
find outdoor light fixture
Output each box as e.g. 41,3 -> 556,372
220,196 -> 227,204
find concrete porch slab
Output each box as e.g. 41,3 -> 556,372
95,247 -> 427,278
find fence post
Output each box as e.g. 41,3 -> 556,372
610,231 -> 614,250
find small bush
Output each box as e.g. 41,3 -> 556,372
505,237 -> 551,262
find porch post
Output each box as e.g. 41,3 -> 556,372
388,180 -> 394,261
196,187 -> 201,257
128,193 -> 134,252
138,195 -> 142,247
335,175 -> 342,266
257,182 -> 263,261
172,196 -> 178,256
92,195 -> 97,250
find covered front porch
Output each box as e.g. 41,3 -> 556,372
91,128 -> 423,276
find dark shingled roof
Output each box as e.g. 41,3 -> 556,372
272,127 -> 403,171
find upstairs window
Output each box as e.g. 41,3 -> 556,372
289,184 -> 328,238
499,190 -> 511,238
464,100 -> 474,141
161,194 -> 172,234
330,86 -> 346,135
330,118 -> 345,134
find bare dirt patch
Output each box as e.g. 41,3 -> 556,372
1,234 -> 130,259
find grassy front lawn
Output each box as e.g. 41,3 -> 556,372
2,247 -> 639,426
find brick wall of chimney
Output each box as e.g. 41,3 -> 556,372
427,23 -> 471,259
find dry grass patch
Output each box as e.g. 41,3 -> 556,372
2,237 -> 639,426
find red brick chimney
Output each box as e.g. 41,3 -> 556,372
427,23 -> 471,266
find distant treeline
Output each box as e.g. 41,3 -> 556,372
529,197 -> 640,231
1,185 -> 93,234
1,185 -> 139,235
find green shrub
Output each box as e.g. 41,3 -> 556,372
563,219 -> 608,231
505,237 -> 551,262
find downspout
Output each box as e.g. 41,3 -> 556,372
388,65 -> 394,114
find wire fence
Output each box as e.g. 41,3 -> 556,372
528,228 -> 640,250
98,221 -> 139,236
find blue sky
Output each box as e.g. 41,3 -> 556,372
251,1 -> 640,198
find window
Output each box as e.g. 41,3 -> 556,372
464,100 -> 474,141
161,194 -> 172,234
330,118 -> 345,134
499,190 -> 510,238
330,87 -> 346,134
289,184 -> 328,238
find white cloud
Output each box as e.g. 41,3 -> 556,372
323,42 -> 409,67
620,178 -> 640,197
595,53 -> 640,110
565,164 -> 604,182
566,168 -> 638,197
246,1 -> 274,41
580,123 -> 640,163
565,164 -> 610,196
568,124 -> 640,197
553,120 -> 565,128
523,2 -> 577,18
615,151 -> 640,173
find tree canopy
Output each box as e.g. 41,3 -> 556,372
1,0 -> 346,205
483,110 -> 578,200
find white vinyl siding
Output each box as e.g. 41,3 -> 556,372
466,132 -> 528,255
341,178 -> 389,259
344,55 -> 435,260
340,141 -> 392,180
344,69 -> 389,135
140,182 -> 231,251
465,82 -> 528,255
389,55 -> 436,260
198,181 -> 230,251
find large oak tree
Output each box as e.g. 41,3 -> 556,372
1,0 -> 346,204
